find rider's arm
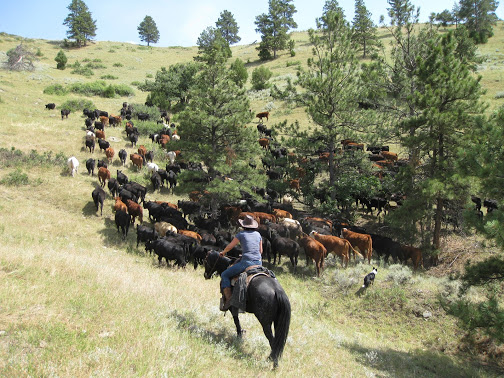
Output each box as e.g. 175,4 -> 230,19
220,237 -> 239,257
260,238 -> 263,255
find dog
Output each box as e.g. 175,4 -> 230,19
362,267 -> 377,288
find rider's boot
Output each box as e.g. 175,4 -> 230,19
220,287 -> 232,311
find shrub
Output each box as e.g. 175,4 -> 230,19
0,169 -> 29,186
251,66 -> 273,90
114,84 -> 135,97
146,73 -> 153,78
386,264 -> 413,285
286,60 -> 301,67
131,81 -> 141,87
229,59 -> 248,88
55,50 -> 68,70
36,48 -> 43,57
43,84 -> 68,96
59,98 -> 95,113
103,85 -> 116,98
67,81 -> 134,97
85,62 -> 106,69
70,61 -> 94,77
101,74 -> 118,80
129,103 -> 160,122
494,91 -> 504,99
113,62 -> 123,67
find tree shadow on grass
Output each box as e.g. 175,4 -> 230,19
343,342 -> 502,377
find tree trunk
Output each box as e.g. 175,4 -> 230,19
433,197 -> 443,250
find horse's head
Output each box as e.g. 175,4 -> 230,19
203,250 -> 220,279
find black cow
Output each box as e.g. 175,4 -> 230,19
369,234 -> 404,264
86,158 -> 96,176
123,182 -> 147,204
94,121 -> 104,130
45,103 -> 56,110
177,200 -> 201,220
151,172 -> 162,192
85,118 -> 93,127
138,113 -> 150,121
61,109 -> 70,119
136,224 -> 158,248
145,239 -> 186,267
118,149 -> 127,166
116,170 -> 129,185
97,159 -> 107,169
145,151 -> 154,163
166,163 -> 181,175
270,231 -> 299,271
129,133 -> 138,147
167,170 -> 177,192
119,188 -> 138,204
108,177 -> 120,197
484,199 -> 498,213
85,138 -> 95,153
92,186 -> 106,216
98,139 -> 110,152
99,111 -> 108,117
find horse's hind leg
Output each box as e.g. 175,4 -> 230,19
232,314 -> 244,337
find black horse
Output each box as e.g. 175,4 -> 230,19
203,251 -> 291,367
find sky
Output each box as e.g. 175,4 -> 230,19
0,0 -> 503,48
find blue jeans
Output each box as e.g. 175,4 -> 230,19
220,260 -> 262,289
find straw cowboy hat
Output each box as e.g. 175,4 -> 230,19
238,214 -> 258,229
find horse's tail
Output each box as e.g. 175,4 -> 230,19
270,289 -> 291,366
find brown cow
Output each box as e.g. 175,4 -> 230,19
273,208 -> 293,220
256,111 -> 269,122
253,212 -> 277,224
401,246 -> 424,270
178,229 -> 202,243
126,199 -> 143,224
98,167 -> 110,187
99,115 -> 109,127
95,129 -> 105,140
310,231 -> 361,268
381,151 -> 398,162
305,217 -> 333,232
105,147 -> 115,164
289,179 -> 300,193
130,153 -> 143,170
259,138 -> 270,150
114,197 -> 128,213
298,235 -> 327,277
154,200 -> 178,210
341,228 -> 372,263
138,145 -> 147,157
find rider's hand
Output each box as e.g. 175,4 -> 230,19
219,251 -> 225,257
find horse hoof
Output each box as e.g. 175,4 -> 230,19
238,330 -> 246,338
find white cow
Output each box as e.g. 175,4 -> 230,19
67,156 -> 79,177
147,162 -> 159,174
166,151 -> 177,164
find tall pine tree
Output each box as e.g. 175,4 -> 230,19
137,16 -> 160,46
63,0 -> 96,47
352,0 -> 379,58
255,0 -> 297,60
458,0 -> 499,43
215,10 -> 241,45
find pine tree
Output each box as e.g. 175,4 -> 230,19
55,50 -> 68,70
176,57 -> 263,209
352,0 -> 379,58
137,16 -> 160,47
255,0 -> 297,60
215,10 -> 241,45
387,0 -> 417,27
63,0 -> 96,47
195,27 -> 231,65
458,0 -> 499,43
396,32 -> 485,250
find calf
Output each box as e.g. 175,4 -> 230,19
116,170 -> 128,185
67,157 -> 79,177
309,231 -> 359,268
114,196 -> 128,213
61,109 -> 70,119
298,235 -> 327,277
98,167 -> 110,187
45,103 -> 55,110
108,178 -> 120,197
118,149 -> 127,166
98,139 -> 110,152
85,158 -> 96,176
85,138 -> 95,153
401,246 -> 424,270
136,224 -> 158,248
115,210 -> 130,240
105,147 -> 115,164
130,153 -> 144,170
91,186 -> 106,216
256,111 -> 269,122
126,199 -> 143,224
145,239 -> 186,268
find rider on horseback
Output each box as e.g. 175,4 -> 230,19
219,215 -> 263,311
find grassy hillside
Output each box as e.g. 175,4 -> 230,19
1,24 -> 504,376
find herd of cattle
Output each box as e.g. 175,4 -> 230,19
52,102 -> 499,277
46,104 -> 438,275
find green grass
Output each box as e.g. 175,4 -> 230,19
0,24 -> 504,376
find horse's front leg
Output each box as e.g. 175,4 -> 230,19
232,313 -> 244,338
